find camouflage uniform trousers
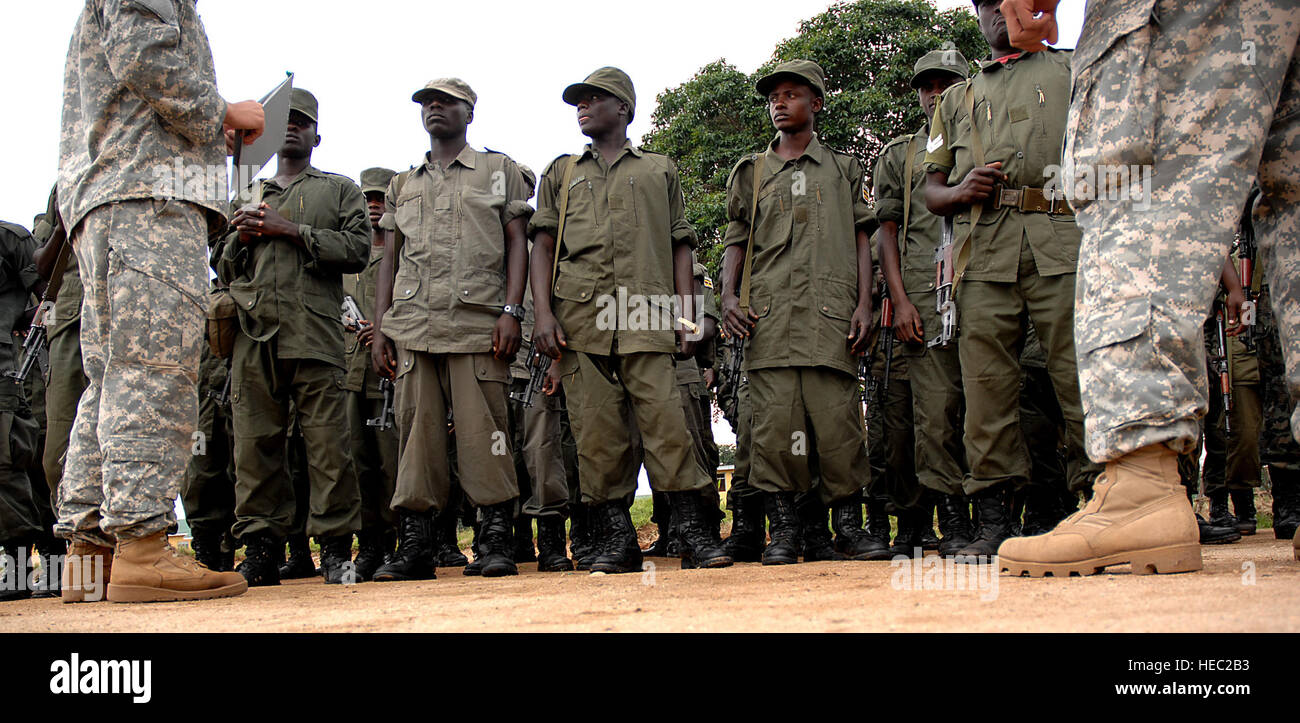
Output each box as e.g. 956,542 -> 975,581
55,200 -> 206,545
1257,283 -> 1300,472
508,378 -> 569,518
1069,0 -> 1300,459
181,344 -> 236,540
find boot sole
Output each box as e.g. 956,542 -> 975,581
372,572 -> 436,582
589,564 -> 640,574
106,580 -> 248,603
680,555 -> 734,569
1000,543 -> 1203,578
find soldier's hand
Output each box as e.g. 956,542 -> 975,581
357,322 -> 375,347
703,368 -> 716,389
1224,286 -> 1248,337
533,311 -> 567,360
893,298 -> 924,344
720,293 -> 758,340
848,302 -> 873,356
223,100 -> 266,149
954,162 -> 1006,206
371,328 -> 397,378
1001,0 -> 1060,52
676,329 -> 697,360
493,314 -> 522,361
542,361 -> 563,396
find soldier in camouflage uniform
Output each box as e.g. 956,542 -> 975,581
55,0 -> 260,602
1000,0 -> 1300,572
0,221 -> 45,602
1257,281 -> 1300,541
214,88 -> 369,586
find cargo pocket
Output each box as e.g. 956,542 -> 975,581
473,353 -> 510,384
455,269 -> 507,308
1075,298 -> 1178,422
103,437 -> 172,514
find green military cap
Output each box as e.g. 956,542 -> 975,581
756,59 -> 826,100
360,167 -> 397,195
563,67 -> 636,120
291,88 -> 319,123
911,48 -> 970,87
412,78 -> 477,109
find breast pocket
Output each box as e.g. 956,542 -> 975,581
395,195 -> 422,239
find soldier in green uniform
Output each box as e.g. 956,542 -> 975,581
56,0 -> 259,602
922,0 -> 1101,559
342,166 -> 401,581
181,342 -> 237,571
214,88 -> 369,586
530,67 -> 731,574
370,78 -> 532,581
875,49 -> 972,557
717,315 -> 763,561
1203,303 -> 1263,537
720,60 -> 882,565
0,220 -> 45,602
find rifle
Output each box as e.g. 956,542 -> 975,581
1234,194 -> 1259,353
367,377 -> 395,431
509,340 -> 552,409
9,219 -> 72,383
880,293 -> 895,398
208,372 -> 232,410
1212,301 -> 1233,434
724,335 -> 745,420
340,294 -> 367,333
929,216 -> 958,350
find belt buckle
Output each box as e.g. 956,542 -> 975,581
995,187 -> 1021,211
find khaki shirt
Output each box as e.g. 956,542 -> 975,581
59,0 -> 227,231
924,49 -> 1079,283
875,128 -> 942,297
529,142 -> 696,356
342,244 -> 384,397
381,146 -> 533,355
723,134 -> 877,376
215,166 -> 370,369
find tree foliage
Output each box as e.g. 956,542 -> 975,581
643,0 -> 985,273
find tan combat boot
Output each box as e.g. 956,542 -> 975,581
106,532 -> 247,603
62,540 -> 114,604
998,445 -> 1201,577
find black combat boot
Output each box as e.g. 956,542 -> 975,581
888,509 -> 923,558
590,502 -> 642,574
1274,468 -> 1300,540
318,535 -> 357,584
937,494 -> 974,557
673,491 -> 733,569
191,531 -> 226,573
220,533 -> 236,573
723,492 -> 766,563
464,521 -> 484,576
798,499 -> 836,562
536,516 -> 574,572
918,495 -> 941,551
279,533 -> 318,579
1022,485 -> 1071,536
373,510 -> 436,582
955,486 -> 1012,562
353,529 -> 388,582
236,533 -> 281,587
832,499 -> 892,560
514,516 -> 537,563
642,518 -> 672,557
33,535 -> 64,598
762,492 -> 800,565
1208,488 -> 1236,529
570,505 -> 599,571
433,509 -> 468,567
1229,489 -> 1257,536
0,541 -> 32,602
1196,514 -> 1242,545
476,503 -> 519,577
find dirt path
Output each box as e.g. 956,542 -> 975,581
3,534 -> 1296,633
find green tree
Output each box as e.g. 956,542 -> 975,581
644,0 -> 985,274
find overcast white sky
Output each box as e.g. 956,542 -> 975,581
0,0 -> 1082,227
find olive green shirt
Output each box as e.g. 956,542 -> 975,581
215,166 -> 370,369
924,48 -> 1079,283
0,222 -> 41,373
343,243 -> 384,397
875,128 -> 942,297
723,134 -> 877,376
381,146 -> 534,355
528,141 -> 696,356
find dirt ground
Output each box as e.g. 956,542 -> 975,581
3,532 -> 1297,633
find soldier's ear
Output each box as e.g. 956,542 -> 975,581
312,133 -> 322,149
466,107 -> 475,125
811,96 -> 824,114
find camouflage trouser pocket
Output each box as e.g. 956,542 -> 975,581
1076,298 -> 1179,425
